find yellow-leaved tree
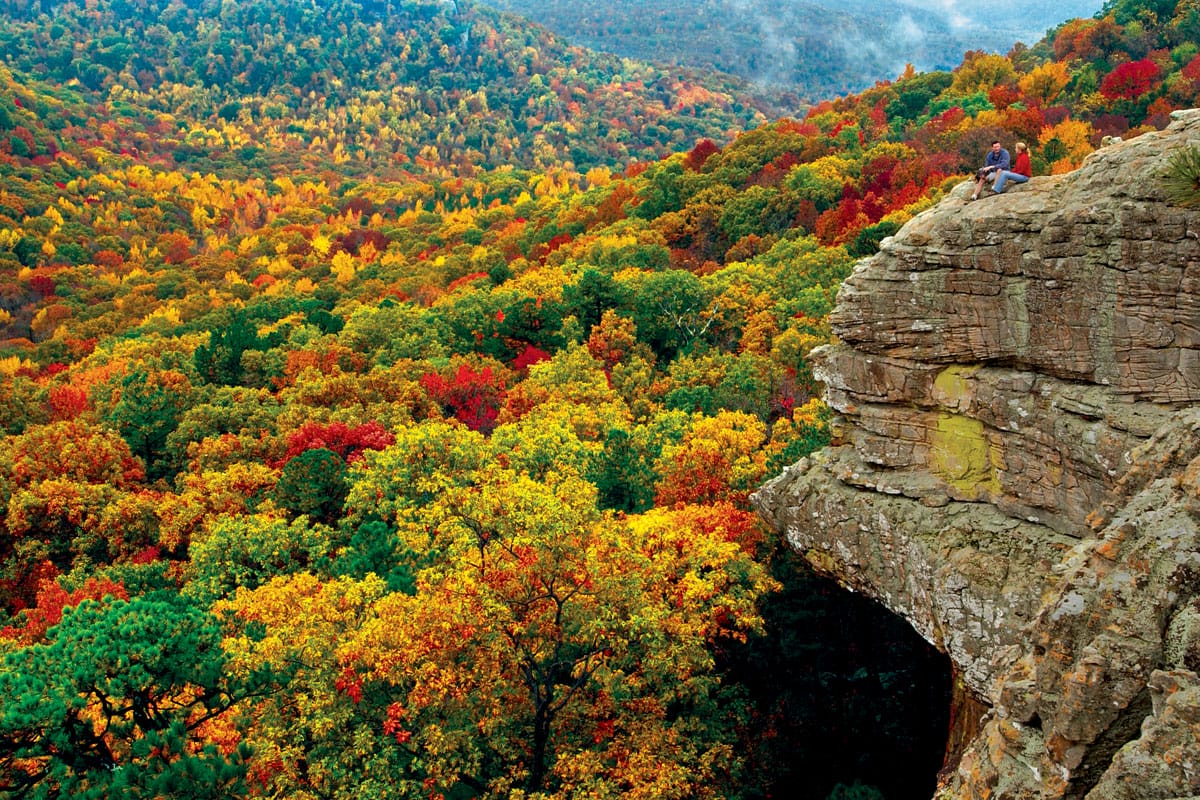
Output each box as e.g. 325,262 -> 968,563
1039,118 -> 1097,173
1019,61 -> 1071,107
215,573 -> 397,799
337,463 -> 775,799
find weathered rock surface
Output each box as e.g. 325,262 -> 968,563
753,109 -> 1200,799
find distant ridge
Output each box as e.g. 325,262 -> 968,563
480,0 -> 1104,101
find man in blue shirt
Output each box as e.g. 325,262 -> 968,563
971,141 -> 1011,200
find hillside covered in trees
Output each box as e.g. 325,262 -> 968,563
1,0 -> 1199,797
0,0 -> 773,174
480,0 -> 1105,102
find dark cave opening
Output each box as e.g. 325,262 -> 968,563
725,546 -> 954,800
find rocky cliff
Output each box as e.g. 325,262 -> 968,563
753,109 -> 1200,799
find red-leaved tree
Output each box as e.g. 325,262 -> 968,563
419,364 -> 507,433
278,420 -> 395,466
0,576 -> 128,644
1099,59 -> 1161,101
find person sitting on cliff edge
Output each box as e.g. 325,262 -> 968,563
991,141 -> 1031,194
971,140 -> 1010,200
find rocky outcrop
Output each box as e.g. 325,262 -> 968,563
753,109 -> 1200,799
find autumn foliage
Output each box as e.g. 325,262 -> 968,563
1100,58 -> 1164,100
1,0 -> 1197,796
277,420 -> 395,466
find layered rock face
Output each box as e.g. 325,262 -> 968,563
754,109 -> 1200,799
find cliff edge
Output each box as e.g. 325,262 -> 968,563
753,109 -> 1200,799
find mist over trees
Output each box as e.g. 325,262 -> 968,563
481,0 -> 1106,102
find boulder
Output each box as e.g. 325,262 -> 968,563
754,109 -> 1200,799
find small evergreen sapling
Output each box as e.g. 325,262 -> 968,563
1163,144 -> 1200,207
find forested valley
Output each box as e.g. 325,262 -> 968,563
1,0 -> 1198,797
478,0 -> 1106,103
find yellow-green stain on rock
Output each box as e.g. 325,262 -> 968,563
930,413 -> 1000,499
805,549 -> 840,575
932,365 -> 977,410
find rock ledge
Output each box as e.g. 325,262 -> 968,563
754,109 -> 1200,799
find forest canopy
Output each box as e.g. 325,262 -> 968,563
1,0 -> 1197,796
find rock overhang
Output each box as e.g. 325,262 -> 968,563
754,109 -> 1200,799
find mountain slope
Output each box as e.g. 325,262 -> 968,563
1,0 -> 1199,796
480,0 -> 1105,100
0,0 -> 771,175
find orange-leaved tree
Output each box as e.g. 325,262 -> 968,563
340,467 -> 776,799
653,410 -> 769,508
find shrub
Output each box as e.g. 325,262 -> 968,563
1163,144 -> 1200,207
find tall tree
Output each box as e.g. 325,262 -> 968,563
194,312 -> 263,386
343,468 -> 775,798
104,366 -> 193,481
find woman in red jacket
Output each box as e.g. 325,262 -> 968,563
992,142 -> 1031,194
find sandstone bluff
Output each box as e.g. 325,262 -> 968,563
754,109 -> 1200,799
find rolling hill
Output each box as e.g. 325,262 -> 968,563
0,0 -> 776,176
0,0 -> 1198,798
481,0 -> 1106,100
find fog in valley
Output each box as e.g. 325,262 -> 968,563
481,0 -> 1107,99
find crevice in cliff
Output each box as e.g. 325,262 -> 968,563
1063,687 -> 1153,800
940,668 -> 991,784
